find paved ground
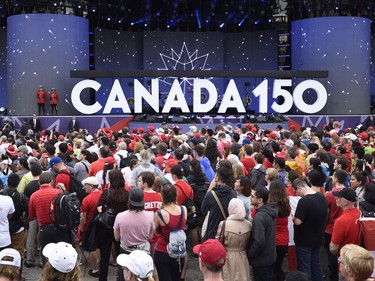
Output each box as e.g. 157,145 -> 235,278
22,251 -> 203,281
22,248 -> 329,281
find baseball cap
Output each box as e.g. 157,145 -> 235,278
148,126 -> 155,132
42,242 -> 78,273
85,135 -> 94,143
0,248 -> 21,268
165,159 -> 178,173
285,139 -> 294,147
151,136 -> 160,144
357,132 -> 368,141
193,239 -> 226,267
109,141 -> 117,151
82,176 -> 99,186
129,188 -> 144,207
16,145 -> 28,154
266,132 -> 277,140
48,156 -> 62,169
102,127 -> 113,138
332,188 -> 357,202
117,250 -> 154,279
5,145 -> 17,157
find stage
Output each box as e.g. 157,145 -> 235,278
0,114 -> 371,135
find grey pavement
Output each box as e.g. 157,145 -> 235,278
22,252 -> 203,281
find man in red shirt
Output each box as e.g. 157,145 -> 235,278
36,85 -> 46,115
138,171 -> 162,256
324,169 -> 346,281
50,157 -> 71,192
241,144 -> 255,175
80,176 -> 102,277
330,188 -> 361,256
29,172 -> 70,264
89,147 -> 110,176
171,164 -> 193,206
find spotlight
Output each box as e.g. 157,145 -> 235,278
0,107 -> 7,116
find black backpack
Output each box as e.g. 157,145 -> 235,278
58,170 -> 87,202
118,154 -> 128,169
50,191 -> 81,230
175,183 -> 199,230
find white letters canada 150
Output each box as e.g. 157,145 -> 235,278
71,78 -> 327,115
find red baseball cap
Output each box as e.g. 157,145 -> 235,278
357,132 -> 368,141
148,126 -> 155,131
193,239 -> 226,267
102,127 -> 113,138
139,127 -> 145,133
165,159 -> 178,173
266,132 -> 277,140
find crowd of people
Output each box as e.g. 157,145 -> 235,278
0,117 -> 374,281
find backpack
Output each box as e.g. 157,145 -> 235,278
118,154 -> 128,169
157,206 -> 186,270
249,168 -> 266,189
50,191 -> 81,231
175,183 -> 199,230
58,170 -> 87,202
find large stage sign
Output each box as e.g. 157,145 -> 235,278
71,78 -> 327,114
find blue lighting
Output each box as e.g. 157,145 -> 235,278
131,17 -> 147,25
238,14 -> 248,26
195,9 -> 202,28
220,22 -> 225,28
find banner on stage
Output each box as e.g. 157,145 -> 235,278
71,78 -> 327,115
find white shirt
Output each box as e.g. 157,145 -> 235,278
0,195 -> 15,247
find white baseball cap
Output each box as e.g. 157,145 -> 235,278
117,250 -> 154,279
0,248 -> 21,268
42,242 -> 78,273
82,176 -> 99,186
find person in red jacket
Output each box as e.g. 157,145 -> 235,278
37,85 -> 46,115
49,88 -> 58,115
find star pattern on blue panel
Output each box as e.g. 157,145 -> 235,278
157,42 -> 210,91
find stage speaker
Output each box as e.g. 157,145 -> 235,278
171,116 -> 184,123
146,116 -> 157,123
133,115 -> 144,122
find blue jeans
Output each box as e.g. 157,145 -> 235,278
296,246 -> 323,281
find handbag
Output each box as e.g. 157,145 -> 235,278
201,190 -> 227,239
359,216 -> 375,251
218,220 -> 226,245
96,189 -> 116,230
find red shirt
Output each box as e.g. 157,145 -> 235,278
155,209 -> 186,253
144,191 -> 162,244
325,188 -> 344,234
276,216 -> 289,246
89,158 -> 108,176
81,190 -> 102,230
241,157 -> 255,175
144,192 -> 162,213
331,208 -> 361,253
54,168 -> 71,192
174,181 -> 193,205
50,92 -> 58,105
37,90 -> 46,103
29,184 -> 61,226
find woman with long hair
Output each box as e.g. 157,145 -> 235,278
96,156 -> 117,190
308,157 -> 327,184
226,154 -> 245,180
350,172 -> 366,202
154,184 -> 187,281
268,180 -> 290,281
187,159 -> 210,250
262,148 -> 274,169
205,138 -> 221,172
216,198 -> 252,281
234,176 -> 252,220
40,242 -> 80,281
96,169 -> 129,281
